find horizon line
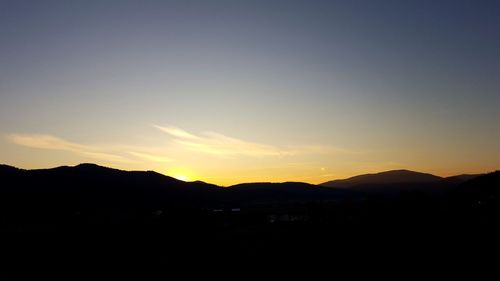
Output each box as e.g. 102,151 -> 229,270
1,162 -> 495,187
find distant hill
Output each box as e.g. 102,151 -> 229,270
0,164 -> 486,210
229,181 -> 318,190
319,169 -> 480,192
320,170 -> 442,187
227,181 -> 354,205
0,164 -> 351,211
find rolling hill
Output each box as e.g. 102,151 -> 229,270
320,169 -> 480,192
0,164 -> 346,212
0,163 -> 496,269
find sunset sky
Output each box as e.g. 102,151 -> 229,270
1,0 -> 499,185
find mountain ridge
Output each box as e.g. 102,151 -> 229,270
1,164 -> 485,189
320,169 -> 443,188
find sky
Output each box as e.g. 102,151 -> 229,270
1,0 -> 499,185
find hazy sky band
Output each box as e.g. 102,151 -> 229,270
1,0 -> 499,185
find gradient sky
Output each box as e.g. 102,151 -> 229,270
1,0 -> 499,185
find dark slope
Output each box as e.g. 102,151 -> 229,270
453,171 -> 500,204
445,174 -> 483,184
445,171 -> 500,229
0,164 -> 497,271
0,164 -> 21,174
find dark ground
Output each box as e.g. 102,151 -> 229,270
1,165 -> 499,277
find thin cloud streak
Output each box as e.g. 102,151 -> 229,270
156,125 -> 286,157
7,134 -> 131,163
155,125 -> 357,158
7,126 -> 359,173
153,125 -> 200,140
8,134 -> 90,152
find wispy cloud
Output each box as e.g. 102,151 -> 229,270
8,134 -> 89,151
153,125 -> 200,140
155,125 -> 286,157
154,125 -> 354,158
7,126 -> 357,166
7,134 -> 132,162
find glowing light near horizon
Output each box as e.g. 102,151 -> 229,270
167,167 -> 194,182
173,174 -> 189,182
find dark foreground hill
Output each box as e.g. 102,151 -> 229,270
0,164 -> 495,230
0,163 -> 224,216
451,171 -> 500,223
0,164 -> 498,274
0,163 -> 358,231
0,164 -> 349,211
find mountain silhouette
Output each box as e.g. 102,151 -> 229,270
0,163 -> 497,270
0,163 -> 226,218
318,169 -> 481,193
0,164 -> 20,174
1,163 -> 210,188
0,164 -> 350,212
0,164 -> 483,203
320,169 -> 442,188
